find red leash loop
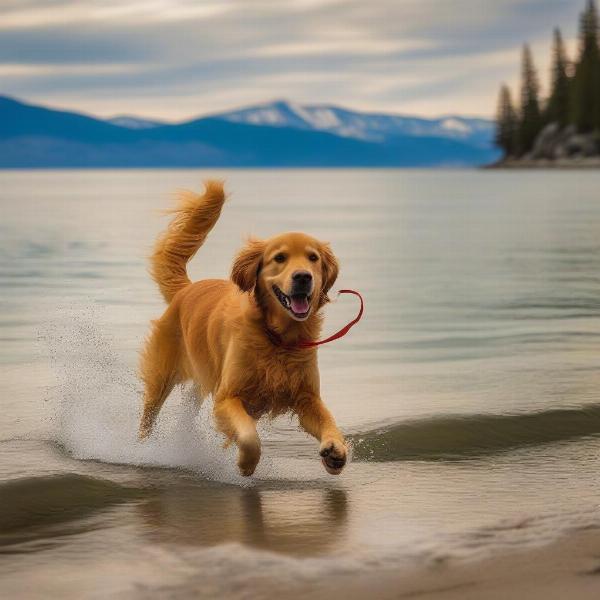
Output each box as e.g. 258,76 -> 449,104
296,289 -> 364,349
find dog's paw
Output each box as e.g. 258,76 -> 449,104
237,453 -> 259,477
237,436 -> 261,477
238,463 -> 257,477
319,438 -> 347,475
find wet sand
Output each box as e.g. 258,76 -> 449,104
3,527 -> 600,599
303,529 -> 600,600
86,528 -> 600,599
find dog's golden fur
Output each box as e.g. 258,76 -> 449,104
139,181 -> 347,476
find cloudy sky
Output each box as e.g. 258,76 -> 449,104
0,0 -> 581,121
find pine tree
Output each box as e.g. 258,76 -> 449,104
518,44 -> 542,154
571,0 -> 600,131
495,84 -> 518,156
545,28 -> 571,127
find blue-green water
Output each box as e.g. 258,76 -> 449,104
2,169 -> 600,598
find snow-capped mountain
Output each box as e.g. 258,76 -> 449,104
217,100 -> 493,147
0,95 -> 500,167
107,115 -> 164,129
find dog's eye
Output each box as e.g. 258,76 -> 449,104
308,253 -> 319,262
273,253 -> 286,263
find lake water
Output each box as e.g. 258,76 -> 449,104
2,169 -> 600,598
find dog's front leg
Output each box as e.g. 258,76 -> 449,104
213,396 -> 261,476
297,396 -> 347,475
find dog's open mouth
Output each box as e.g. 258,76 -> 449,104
272,285 -> 311,319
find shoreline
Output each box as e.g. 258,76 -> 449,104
486,157 -> 600,169
132,527 -> 600,599
287,527 -> 600,600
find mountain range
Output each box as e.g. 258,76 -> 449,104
0,96 -> 498,168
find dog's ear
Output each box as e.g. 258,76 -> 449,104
319,242 -> 339,304
231,238 -> 266,292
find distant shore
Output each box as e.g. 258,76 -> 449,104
486,157 -> 600,169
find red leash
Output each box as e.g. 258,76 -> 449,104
297,289 -> 364,348
267,289 -> 364,350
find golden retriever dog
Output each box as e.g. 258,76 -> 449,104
139,181 -> 347,476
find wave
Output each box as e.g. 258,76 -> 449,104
0,474 -> 144,549
349,404 -> 600,461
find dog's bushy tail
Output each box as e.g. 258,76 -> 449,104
151,180 -> 226,303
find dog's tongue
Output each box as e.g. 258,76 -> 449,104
291,295 -> 309,314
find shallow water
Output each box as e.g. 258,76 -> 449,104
2,169 -> 600,598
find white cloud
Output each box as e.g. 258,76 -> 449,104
0,62 -> 140,77
253,38 -> 436,58
0,0 -> 231,29
0,0 -> 583,119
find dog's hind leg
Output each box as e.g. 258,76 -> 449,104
139,313 -> 181,439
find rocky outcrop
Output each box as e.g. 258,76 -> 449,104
490,122 -> 600,167
529,123 -> 598,160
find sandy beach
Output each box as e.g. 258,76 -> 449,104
4,523 -> 600,599
291,528 -> 600,600
122,527 -> 600,599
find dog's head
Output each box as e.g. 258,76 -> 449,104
231,232 -> 338,321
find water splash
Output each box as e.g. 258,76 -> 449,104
41,303 -> 252,486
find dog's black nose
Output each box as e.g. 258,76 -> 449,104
292,271 -> 312,285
